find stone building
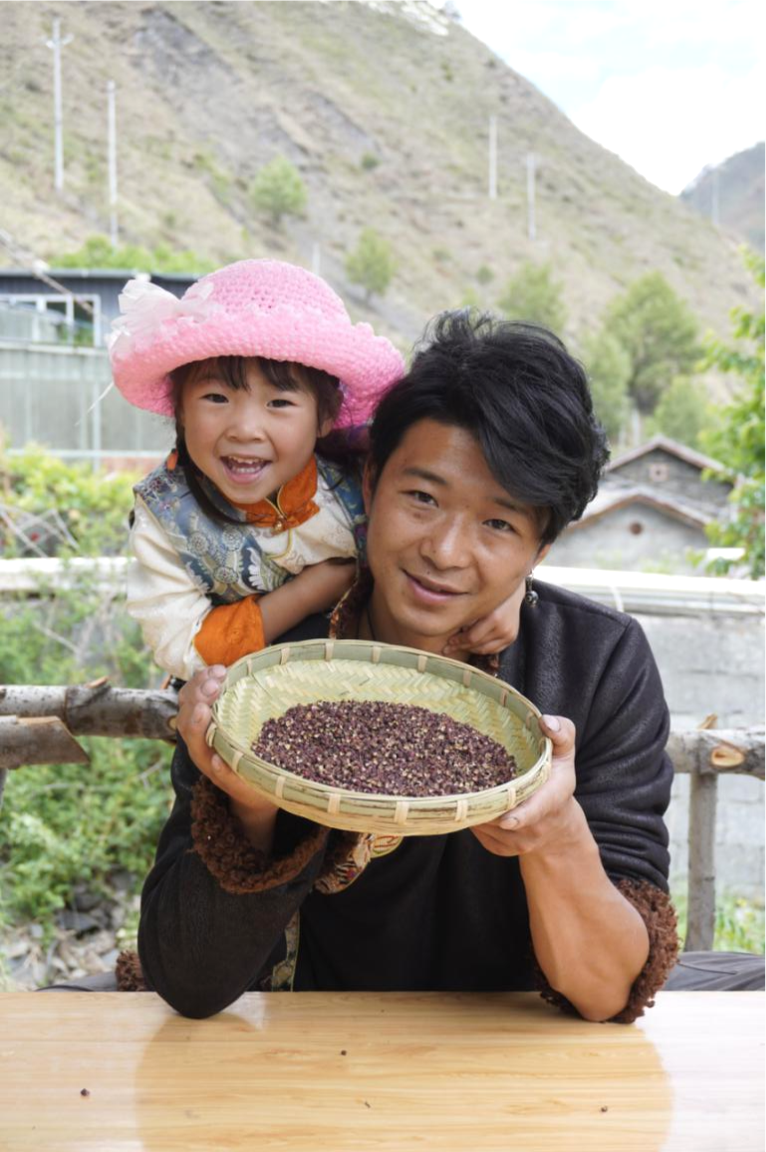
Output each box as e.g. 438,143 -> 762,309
549,436 -> 733,573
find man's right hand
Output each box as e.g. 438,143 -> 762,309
177,666 -> 279,851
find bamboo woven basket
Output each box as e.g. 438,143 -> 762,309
207,639 -> 552,836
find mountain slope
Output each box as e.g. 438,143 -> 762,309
0,0 -> 757,354
681,143 -> 764,255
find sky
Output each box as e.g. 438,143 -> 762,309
450,0 -> 763,194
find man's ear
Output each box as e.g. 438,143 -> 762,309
535,541 -> 552,565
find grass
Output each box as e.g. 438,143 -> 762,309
671,887 -> 765,954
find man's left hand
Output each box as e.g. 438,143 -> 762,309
471,715 -> 584,857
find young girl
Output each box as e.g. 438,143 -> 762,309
108,258 -> 402,680
109,259 -> 523,680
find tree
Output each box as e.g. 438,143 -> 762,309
49,235 -> 213,274
250,156 -> 307,227
700,254 -> 765,579
646,377 -> 715,450
604,272 -> 701,414
579,328 -> 631,445
345,229 -> 396,302
497,261 -> 567,333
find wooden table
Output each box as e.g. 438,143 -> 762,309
0,991 -> 762,1151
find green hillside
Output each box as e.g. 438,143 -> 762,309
0,0 -> 757,355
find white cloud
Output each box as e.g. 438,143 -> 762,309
453,0 -> 764,190
571,63 -> 764,192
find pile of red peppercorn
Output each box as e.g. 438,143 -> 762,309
252,699 -> 518,795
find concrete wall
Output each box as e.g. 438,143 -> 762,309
635,611 -> 764,902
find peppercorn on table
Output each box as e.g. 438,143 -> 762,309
0,991 -> 762,1151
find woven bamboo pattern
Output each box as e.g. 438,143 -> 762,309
208,639 -> 551,835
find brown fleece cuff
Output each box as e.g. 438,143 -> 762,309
116,949 -> 147,992
190,775 -> 330,894
536,877 -> 679,1024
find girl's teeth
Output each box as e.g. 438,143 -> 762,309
227,458 -> 265,474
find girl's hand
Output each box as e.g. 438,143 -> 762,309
443,577 -> 526,657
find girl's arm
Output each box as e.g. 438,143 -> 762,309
258,560 -> 355,644
191,560 -> 354,666
130,502 -> 354,676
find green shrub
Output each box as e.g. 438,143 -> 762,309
3,444 -> 138,557
345,228 -> 396,302
0,448 -> 171,936
250,156 -> 307,227
49,234 -> 214,275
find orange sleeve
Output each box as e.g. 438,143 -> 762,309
193,596 -> 265,667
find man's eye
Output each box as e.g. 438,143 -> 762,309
405,489 -> 436,505
485,518 -> 515,533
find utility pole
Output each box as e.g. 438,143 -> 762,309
45,19 -> 73,193
711,167 -> 720,227
488,115 -> 497,200
526,152 -> 537,242
107,81 -> 118,245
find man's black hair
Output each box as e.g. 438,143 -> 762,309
368,310 -> 609,544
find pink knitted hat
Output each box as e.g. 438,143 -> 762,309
108,259 -> 405,427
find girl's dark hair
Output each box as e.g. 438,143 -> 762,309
170,356 -> 343,524
368,311 -> 609,544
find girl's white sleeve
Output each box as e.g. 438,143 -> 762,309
127,499 -> 210,681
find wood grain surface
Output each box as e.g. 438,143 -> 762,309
0,990 -> 762,1151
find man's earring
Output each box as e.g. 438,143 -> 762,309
524,574 -> 539,607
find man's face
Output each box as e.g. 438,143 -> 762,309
363,419 -> 549,652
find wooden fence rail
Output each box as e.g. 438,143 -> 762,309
0,683 -> 763,952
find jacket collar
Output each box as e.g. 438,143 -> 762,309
230,456 -> 319,531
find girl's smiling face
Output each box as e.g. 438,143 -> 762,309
179,359 -> 332,505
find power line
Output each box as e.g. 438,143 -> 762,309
0,227 -> 95,318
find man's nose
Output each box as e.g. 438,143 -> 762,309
421,518 -> 472,569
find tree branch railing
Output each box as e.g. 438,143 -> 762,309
0,683 -> 763,953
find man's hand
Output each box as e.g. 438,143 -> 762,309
472,714 -> 651,1021
443,578 -> 526,657
177,665 -> 279,850
471,715 -> 585,858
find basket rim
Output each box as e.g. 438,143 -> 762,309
209,638 -> 552,807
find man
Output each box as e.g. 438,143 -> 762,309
134,313 -> 683,1020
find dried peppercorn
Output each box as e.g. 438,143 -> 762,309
252,700 -> 517,796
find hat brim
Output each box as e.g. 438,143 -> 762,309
111,308 -> 405,427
